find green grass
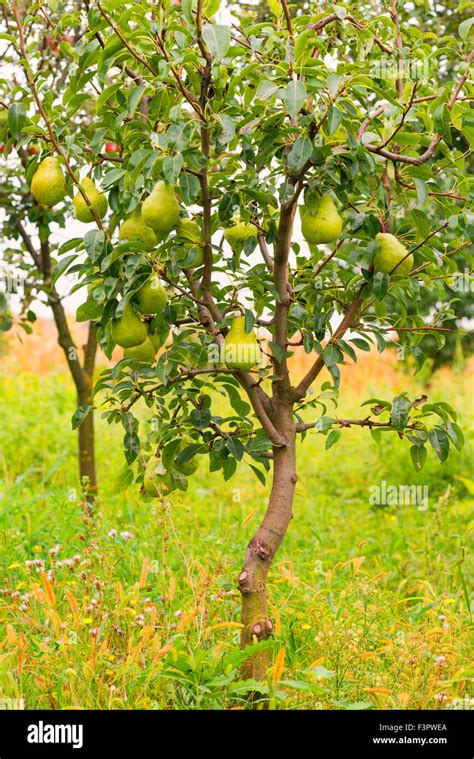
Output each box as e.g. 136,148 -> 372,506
0,358 -> 472,710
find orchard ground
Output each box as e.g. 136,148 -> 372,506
0,323 -> 472,710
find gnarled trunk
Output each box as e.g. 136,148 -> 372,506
238,403 -> 297,680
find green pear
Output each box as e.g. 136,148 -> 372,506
30,156 -> 67,207
141,180 -> 180,234
124,337 -> 157,364
73,177 -> 108,223
224,316 -> 262,371
119,208 -> 158,249
301,194 -> 342,245
135,274 -> 167,315
223,222 -> 257,253
373,233 -> 413,280
111,301 -> 147,348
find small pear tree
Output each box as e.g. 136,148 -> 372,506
4,0 -> 472,676
0,1 -> 122,500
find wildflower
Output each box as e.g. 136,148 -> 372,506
120,531 -> 134,541
108,529 -> 118,538
435,656 -> 447,668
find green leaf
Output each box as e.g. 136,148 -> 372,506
163,153 -> 183,184
410,444 -> 427,471
428,428 -> 450,462
458,18 -> 474,41
287,137 -> 312,172
323,343 -> 342,367
316,416 -> 333,432
256,80 -> 280,101
325,429 -> 341,450
434,104 -> 452,144
83,229 -> 106,262
283,80 -> 307,119
226,437 -> 245,461
76,298 -> 103,322
202,24 -> 231,60
52,254 -> 77,286
128,84 -> 147,116
71,405 -> 93,430
179,172 -> 200,204
249,465 -> 267,486
8,103 -> 27,138
124,430 -> 140,464
373,271 -> 389,301
446,422 -> 464,451
268,0 -> 283,17
391,394 -> 412,430
101,167 -> 126,188
413,177 -> 428,206
370,429 -> 382,444
189,408 -> 211,430
326,105 -> 343,136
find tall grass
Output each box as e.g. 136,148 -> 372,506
0,350 -> 472,709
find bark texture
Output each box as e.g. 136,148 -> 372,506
239,403 -> 297,680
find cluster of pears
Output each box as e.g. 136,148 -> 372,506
119,183 -> 204,268
111,274 -> 168,364
299,190 -> 413,280
30,157 -> 109,223
301,194 -> 342,245
223,315 -> 262,371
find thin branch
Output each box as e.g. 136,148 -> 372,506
96,3 -> 157,76
14,218 -> 42,270
296,416 -> 419,432
292,283 -> 367,400
257,230 -> 274,272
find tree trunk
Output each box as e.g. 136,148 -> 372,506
77,323 -> 98,503
77,382 -> 97,502
238,402 -> 297,680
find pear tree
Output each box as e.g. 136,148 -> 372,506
2,0 -> 472,679
0,3 -> 114,500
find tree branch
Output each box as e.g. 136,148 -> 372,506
292,283 -> 367,400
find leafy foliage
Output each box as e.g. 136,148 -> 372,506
1,0 -> 472,495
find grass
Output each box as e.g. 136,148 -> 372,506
0,351 -> 472,710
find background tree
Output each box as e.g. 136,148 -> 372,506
2,0 -> 472,680
0,2 -> 120,500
